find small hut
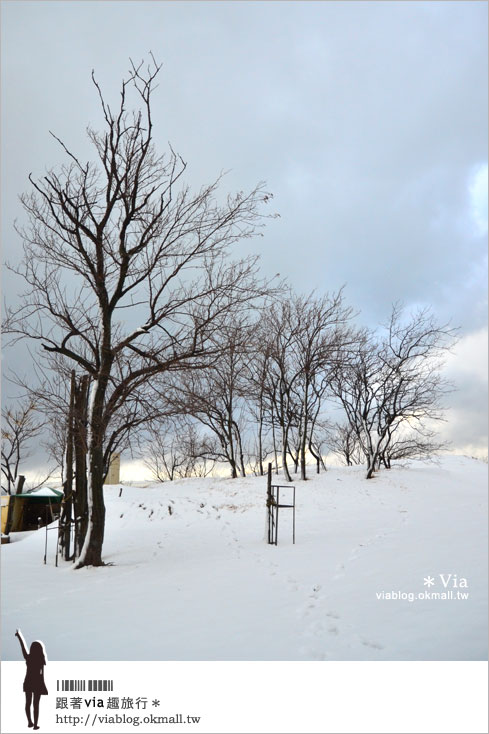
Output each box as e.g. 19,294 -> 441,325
1,487 -> 63,534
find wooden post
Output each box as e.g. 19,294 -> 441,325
44,521 -> 48,564
3,475 -> 26,535
73,374 -> 89,557
292,486 -> 296,544
266,462 -> 272,544
59,371 -> 75,560
3,497 -> 15,536
275,486 -> 280,546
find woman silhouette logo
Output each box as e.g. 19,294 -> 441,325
15,629 -> 48,730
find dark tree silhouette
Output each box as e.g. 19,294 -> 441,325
3,57 -> 275,566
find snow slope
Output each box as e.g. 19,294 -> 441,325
1,456 -> 487,661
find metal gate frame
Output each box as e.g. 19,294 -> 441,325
266,463 -> 296,545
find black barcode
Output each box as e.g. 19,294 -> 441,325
57,680 -> 114,692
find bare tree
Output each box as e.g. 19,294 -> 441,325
142,418 -> 215,481
163,324 -> 252,478
1,398 -> 52,492
331,305 -> 456,478
257,300 -> 301,481
241,313 -> 276,476
379,429 -> 449,468
15,350 -> 179,556
3,57 -> 275,566
43,413 -> 68,479
253,290 -> 354,481
291,290 -> 354,479
326,422 -> 363,466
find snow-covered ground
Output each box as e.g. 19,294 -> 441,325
2,456 -> 487,661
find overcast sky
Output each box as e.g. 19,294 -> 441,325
1,0 -> 487,478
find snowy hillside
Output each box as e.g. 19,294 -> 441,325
2,456 -> 487,661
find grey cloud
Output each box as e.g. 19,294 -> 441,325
1,0 -> 487,456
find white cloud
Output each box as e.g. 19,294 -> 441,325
468,163 -> 488,237
444,327 -> 488,384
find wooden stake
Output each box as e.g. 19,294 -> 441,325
267,462 -> 272,544
59,371 -> 75,561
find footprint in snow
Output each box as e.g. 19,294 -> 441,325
302,584 -> 323,616
312,651 -> 328,660
361,638 -> 384,650
333,564 -> 345,580
287,576 -> 299,591
299,645 -> 328,660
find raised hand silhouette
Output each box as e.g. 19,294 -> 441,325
15,629 -> 48,730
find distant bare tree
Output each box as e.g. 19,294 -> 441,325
305,391 -> 329,473
241,312 -> 276,476
259,301 -> 300,482
1,398 -> 52,492
291,290 -> 355,479
331,305 -> 456,478
164,325 -> 252,478
326,422 -> 363,466
254,290 -> 355,480
43,413 -> 68,478
142,418 -> 215,481
379,429 -> 449,469
3,57 -> 276,566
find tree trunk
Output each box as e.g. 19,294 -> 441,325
236,427 -> 246,478
300,378 -> 309,480
229,456 -> 238,479
308,440 -> 322,474
281,425 -> 292,483
366,447 -> 379,479
74,377 -> 107,568
288,437 -> 299,474
258,397 -> 264,477
76,445 -> 106,566
271,404 -> 279,475
74,375 -> 89,556
366,463 -> 375,479
226,411 -> 238,479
